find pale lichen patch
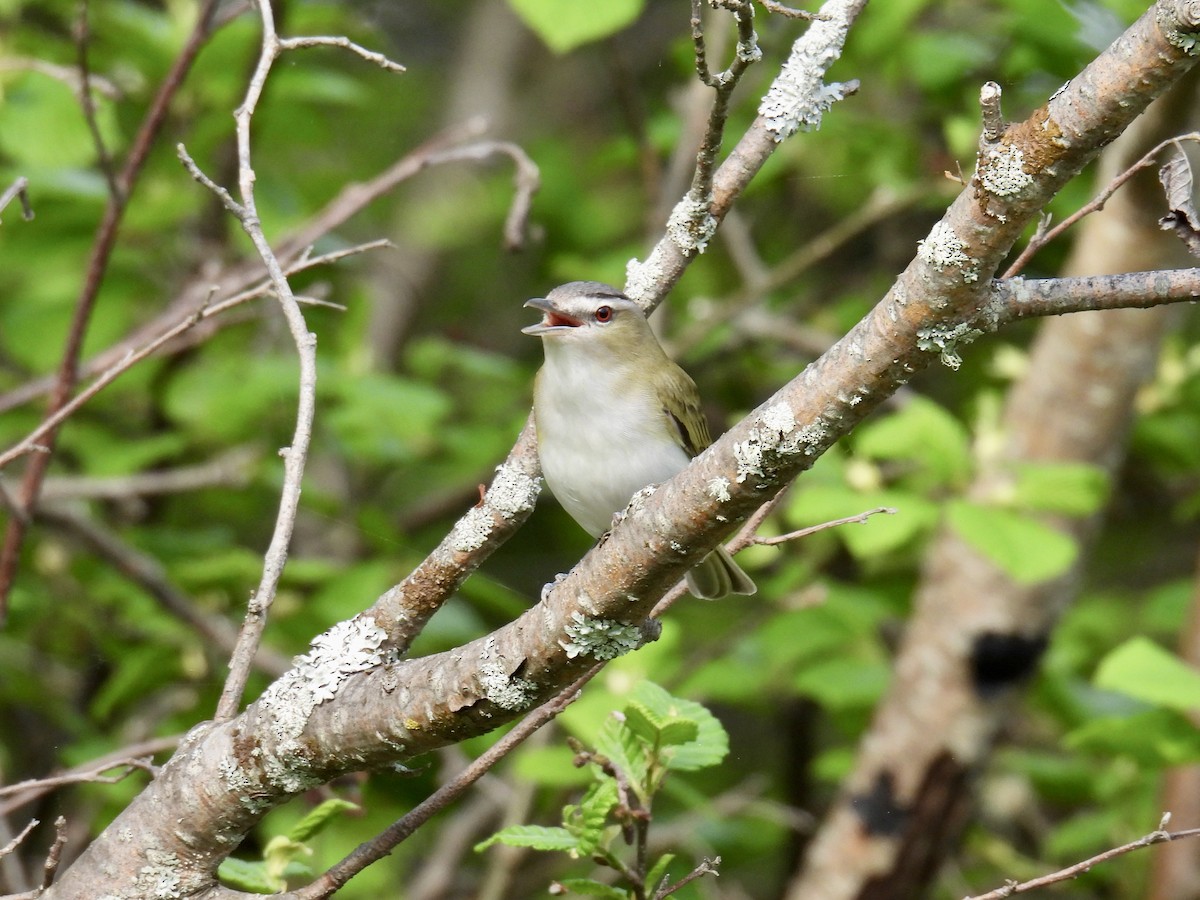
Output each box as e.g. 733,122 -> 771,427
479,638 -> 536,711
560,612 -> 642,661
917,322 -> 984,370
666,194 -> 718,254
979,144 -> 1032,198
707,476 -> 732,502
917,221 -> 979,284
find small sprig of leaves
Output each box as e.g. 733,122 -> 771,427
218,798 -> 359,893
476,682 -> 729,899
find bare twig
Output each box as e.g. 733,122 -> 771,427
0,177 -> 33,223
1003,131 -> 1200,277
0,0 -> 223,622
689,0 -> 760,202
210,5 -> 407,722
0,759 -> 155,801
284,667 -> 602,900
0,240 -> 388,470
41,448 -> 256,501
2,818 -> 71,898
415,140 -> 539,250
758,0 -> 823,20
964,821 -> 1200,900
0,820 -> 37,860
653,856 -> 721,899
277,35 -> 405,71
74,0 -> 122,202
748,506 -> 896,545
0,736 -> 179,817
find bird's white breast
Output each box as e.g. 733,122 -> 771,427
534,344 -> 690,537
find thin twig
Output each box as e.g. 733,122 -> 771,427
0,177 -> 33,223
748,506 -> 896,545
285,667 -> 602,900
0,736 -> 179,817
0,0 -> 223,622
653,856 -> 721,899
0,820 -> 37,859
212,5 -> 406,722
0,760 -> 155,801
277,35 -> 405,72
689,0 -> 760,201
757,0 -> 823,19
0,239 -> 389,471
1002,131 -> 1200,277
963,822 -> 1200,900
74,0 -> 122,203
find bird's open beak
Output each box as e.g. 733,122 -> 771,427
521,297 -> 583,334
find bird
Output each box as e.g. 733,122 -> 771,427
523,281 -> 756,600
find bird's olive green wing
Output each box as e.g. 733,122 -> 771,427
655,364 -> 712,457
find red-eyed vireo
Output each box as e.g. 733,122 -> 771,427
523,281 -> 756,600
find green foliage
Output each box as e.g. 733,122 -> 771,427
1,1 -> 1197,898
218,799 -> 359,893
1093,637 -> 1200,713
478,683 -> 728,897
507,0 -> 645,53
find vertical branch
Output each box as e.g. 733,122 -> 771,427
74,0 -> 122,203
209,3 -> 405,722
0,0 -> 222,622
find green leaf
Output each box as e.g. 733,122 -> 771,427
287,798 -> 359,842
566,779 -> 619,855
554,878 -> 631,898
622,701 -> 699,749
947,501 -> 1078,584
262,836 -> 312,889
217,857 -> 278,894
1066,709 -> 1200,766
1011,462 -> 1110,516
853,396 -> 973,487
627,683 -> 729,773
792,657 -> 890,710
1094,636 -> 1200,712
475,824 -> 579,853
595,713 -> 650,790
508,0 -> 645,53
326,373 -> 451,464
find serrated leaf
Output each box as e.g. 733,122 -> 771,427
1094,636 -> 1200,712
554,878 -> 631,898
948,501 -> 1077,584
628,683 -> 729,772
568,779 -> 618,855
621,701 -> 699,748
508,0 -> 644,53
475,824 -> 579,853
595,714 -> 650,792
287,798 -> 359,842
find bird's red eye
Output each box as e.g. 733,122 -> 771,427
595,305 -> 614,323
